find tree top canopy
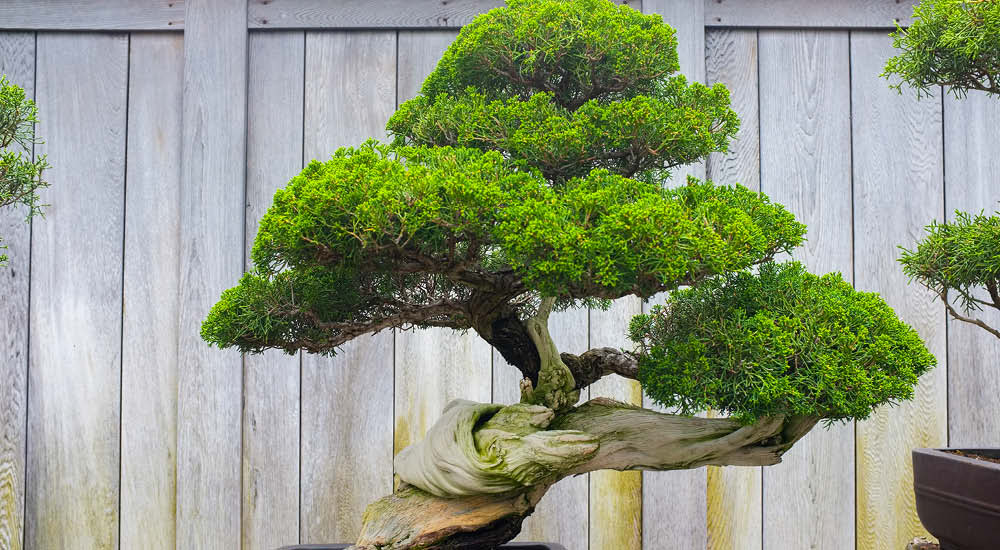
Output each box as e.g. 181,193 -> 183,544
202,142 -> 804,355
884,0 -> 1000,97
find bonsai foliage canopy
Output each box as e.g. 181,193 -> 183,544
0,75 -> 48,265
887,0 -> 1000,340
202,0 -> 935,547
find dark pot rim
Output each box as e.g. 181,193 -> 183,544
913,447 -> 1000,471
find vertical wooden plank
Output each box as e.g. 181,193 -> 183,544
493,308 -> 589,547
589,298 -> 643,550
120,32 -> 183,550
851,31 -> 947,550
176,1 -> 247,548
393,30 -> 493,459
300,30 -> 396,543
243,30 -> 305,550
758,29 -> 854,550
942,91 -> 1000,447
0,31 -> 33,550
704,27 -> 762,550
26,32 -> 128,550
639,3 -> 709,548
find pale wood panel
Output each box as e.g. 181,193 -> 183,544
704,26 -> 762,550
251,0 -> 641,29
0,31 -> 34,550
392,30 -> 493,459
851,31 -> 947,550
706,29 -> 759,191
493,308 -> 589,547
590,298 -> 643,550
300,30 -> 396,543
26,32 -> 128,550
640,3 -> 709,548
942,91 -> 1000,447
758,29 -> 854,550
0,0 -> 183,31
243,30 -> 305,550
120,33 -> 183,550
706,0 -> 919,29
176,1 -> 247,548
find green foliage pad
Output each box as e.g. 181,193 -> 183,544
631,262 -> 936,423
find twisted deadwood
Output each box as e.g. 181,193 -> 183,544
351,398 -> 818,550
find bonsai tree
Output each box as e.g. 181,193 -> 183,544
204,1 -> 935,547
0,75 -> 48,265
887,0 -> 1000,340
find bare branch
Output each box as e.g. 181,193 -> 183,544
560,347 -> 638,390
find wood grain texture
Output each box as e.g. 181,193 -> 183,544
0,0 -> 184,30
942,90 -> 1000,447
706,0 -> 919,29
758,29 -> 855,549
119,33 -> 183,550
589,298 -> 643,550
392,30 -> 494,461
704,26 -> 762,550
0,31 -> 33,550
26,32 -> 128,550
492,308 -> 589,547
176,1 -> 247,548
250,0 -> 641,29
299,31 -> 396,544
851,31 -> 947,550
242,30 -> 305,550
639,4 -> 709,548
706,29 -> 759,191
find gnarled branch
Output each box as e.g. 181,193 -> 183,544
561,347 -> 638,390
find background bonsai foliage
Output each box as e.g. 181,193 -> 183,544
888,0 -> 1000,340
203,0 -> 935,547
884,0 -> 1000,97
0,75 -> 48,265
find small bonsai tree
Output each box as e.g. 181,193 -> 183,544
204,1 -> 935,547
886,0 -> 1000,340
0,75 -> 48,265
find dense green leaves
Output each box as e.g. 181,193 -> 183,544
884,0 -> 1000,97
202,142 -> 804,354
0,75 -> 49,264
900,210 -> 1000,312
631,262 -> 936,423
419,0 -> 679,106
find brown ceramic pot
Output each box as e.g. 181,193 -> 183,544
912,448 -> 1000,550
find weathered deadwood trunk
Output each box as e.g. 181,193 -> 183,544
351,398 -> 818,550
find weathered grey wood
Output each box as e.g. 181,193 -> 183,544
119,33 -> 183,550
0,31 -> 34,550
250,0 -> 641,29
706,0 -> 919,29
851,31 -> 947,550
0,0 -> 184,30
704,27 -> 762,550
242,30 -> 305,550
706,29 -> 759,190
942,91 -> 1000,447
176,1 -> 247,548
26,32 -> 128,550
758,29 -> 855,549
392,30 -> 493,463
492,308 -> 589,547
638,3 -> 709,548
589,298 -> 643,550
299,30 -> 396,543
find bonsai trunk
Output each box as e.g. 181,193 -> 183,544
350,300 -> 818,550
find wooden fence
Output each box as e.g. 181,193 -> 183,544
1,1 -> 997,549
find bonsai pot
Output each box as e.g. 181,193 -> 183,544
912,448 -> 1000,550
278,544 -> 566,550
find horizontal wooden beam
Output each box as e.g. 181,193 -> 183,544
0,0 -> 920,33
0,0 -> 184,31
705,0 -> 919,29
